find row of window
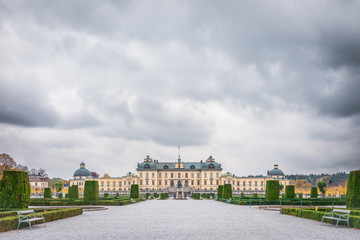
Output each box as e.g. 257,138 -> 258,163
139,172 -> 220,178
223,181 -> 288,187
100,181 -> 135,187
144,164 -> 215,169
139,179 -> 219,186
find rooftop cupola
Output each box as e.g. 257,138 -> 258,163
144,155 -> 153,162
206,156 -> 215,162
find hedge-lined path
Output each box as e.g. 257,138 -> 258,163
1,199 -> 359,240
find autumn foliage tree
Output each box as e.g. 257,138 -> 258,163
0,154 -> 18,179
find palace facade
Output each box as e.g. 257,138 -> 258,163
69,156 -> 290,195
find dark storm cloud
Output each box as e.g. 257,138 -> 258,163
0,79 -> 58,127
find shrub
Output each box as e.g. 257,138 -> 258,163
58,193 -> 63,199
253,193 -> 258,198
116,192 -> 119,198
65,194 -> 69,198
145,193 -> 150,199
285,185 -> 295,199
191,193 -> 200,199
0,171 -> 30,208
317,181 -> 327,197
346,170 -> 360,208
130,184 -> 139,199
265,180 -> 279,201
311,187 -> 318,198
84,181 -> 99,201
44,188 -> 52,198
153,193 -> 159,198
240,193 -> 245,198
223,184 -> 232,199
68,185 -> 79,199
103,193 -> 109,199
298,193 -> 303,198
217,185 -> 223,198
160,193 -> 169,199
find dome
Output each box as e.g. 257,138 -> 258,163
268,164 -> 285,176
73,162 -> 92,177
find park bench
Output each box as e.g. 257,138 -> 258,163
321,209 -> 350,228
17,210 -> 45,229
226,198 -> 232,203
130,198 -> 136,203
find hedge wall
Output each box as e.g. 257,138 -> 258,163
44,188 -> 52,198
285,185 -> 295,199
58,193 -> 63,199
265,180 -> 279,201
84,181 -> 99,201
0,171 -> 30,208
191,193 -> 201,199
160,193 -> 169,199
0,208 -> 82,232
346,169 -> 360,208
223,184 -> 232,199
281,207 -> 360,229
217,185 -> 224,199
130,184 -> 139,199
310,187 -> 318,198
68,185 -> 79,199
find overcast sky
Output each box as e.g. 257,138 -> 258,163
0,0 -> 359,179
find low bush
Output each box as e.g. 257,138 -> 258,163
191,193 -> 201,199
103,193 -> 109,199
160,193 -> 169,200
58,193 -> 63,199
0,208 -> 82,232
153,193 -> 159,198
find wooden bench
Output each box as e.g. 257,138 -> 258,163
17,210 -> 45,229
321,209 -> 350,228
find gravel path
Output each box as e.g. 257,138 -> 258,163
1,199 -> 358,240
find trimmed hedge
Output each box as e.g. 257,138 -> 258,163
281,207 -> 360,229
217,185 -> 223,199
265,180 -> 279,201
285,185 -> 295,199
223,184 -> 232,199
130,184 -> 139,199
28,198 -> 143,206
68,185 -> 79,199
153,193 -> 159,198
311,187 -> 318,198
0,171 -> 30,208
84,181 -> 99,201
346,170 -> 360,208
191,193 -> 201,199
160,193 -> 169,199
0,208 -> 82,232
58,193 -> 63,199
44,188 -> 52,199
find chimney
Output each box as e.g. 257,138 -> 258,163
274,164 -> 278,169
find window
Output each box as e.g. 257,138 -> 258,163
237,181 -> 240,186
209,163 -> 214,168
164,165 -> 169,169
249,181 -> 252,186
233,181 -> 235,185
144,164 -> 150,169
107,182 -> 110,187
165,180 -> 167,185
210,173 -> 213,177
197,180 -> 200,185
190,165 -> 195,169
216,180 -> 219,185
210,180 -> 213,185
165,173 -> 168,178
191,180 -> 194,185
159,180 -> 162,185
119,182 -> 122,186
216,173 -> 219,177
178,173 -> 181,178
146,180 -> 149,185
146,173 -> 149,177
113,182 -> 116,187
171,173 -> 174,178
140,173 -> 143,178
152,173 -> 155,178
261,181 -> 263,186
191,173 -> 194,178
159,173 -> 162,178
197,173 -> 200,178
140,180 -> 143,185
204,180 -> 207,185
243,182 -> 245,186
101,182 -> 104,187
152,180 -> 155,185
185,173 -> 188,178
204,173 -> 207,178
255,182 -> 258,186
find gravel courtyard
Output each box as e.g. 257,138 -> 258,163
1,199 -> 359,240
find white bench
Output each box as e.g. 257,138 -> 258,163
321,209 -> 350,228
17,210 -> 45,229
226,198 -> 232,203
130,198 -> 136,203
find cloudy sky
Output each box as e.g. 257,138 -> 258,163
0,0 -> 359,179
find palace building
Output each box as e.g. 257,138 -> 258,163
69,156 -> 290,196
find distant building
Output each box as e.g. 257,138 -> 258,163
69,156 -> 290,196
29,174 -> 49,194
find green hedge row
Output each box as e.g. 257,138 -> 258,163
130,185 -> 139,199
160,193 -> 169,199
68,185 -> 79,199
265,180 -> 279,201
217,185 -> 223,199
346,170 -> 360,208
285,185 -> 295,199
44,188 -> 52,199
281,207 -> 360,229
201,193 -> 215,199
311,187 -> 318,198
0,208 -> 82,232
0,171 -> 30,208
28,198 -> 144,206
84,181 -> 99,201
223,184 -> 232,199
191,193 -> 201,199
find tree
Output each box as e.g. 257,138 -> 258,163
265,180 -> 280,201
317,181 -> 327,197
103,173 -> 110,178
54,182 -> 63,193
0,171 -> 30,208
279,184 -> 284,191
130,184 -> 139,199
346,170 -> 360,208
0,153 -> 17,178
